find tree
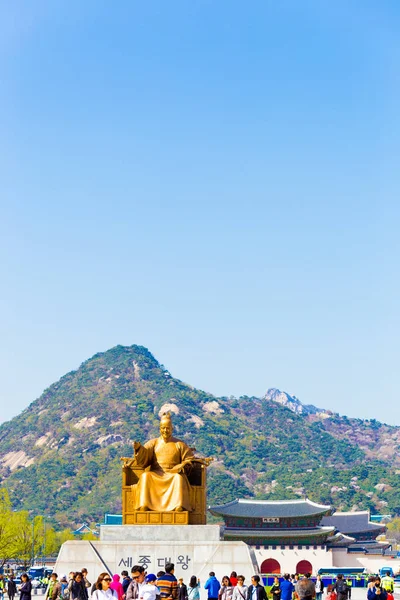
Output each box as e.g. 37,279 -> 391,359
11,513 -> 45,568
386,517 -> 400,543
0,489 -> 15,566
81,532 -> 98,541
56,529 -> 75,548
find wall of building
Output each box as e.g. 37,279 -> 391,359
253,546 -> 333,575
252,545 -> 400,575
331,548 -> 400,573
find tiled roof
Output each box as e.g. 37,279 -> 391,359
224,526 -> 335,539
326,532 -> 356,547
209,498 -> 332,518
73,523 -> 93,534
321,511 -> 386,534
347,541 -> 391,551
347,542 -> 395,556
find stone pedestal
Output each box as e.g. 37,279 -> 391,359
100,524 -> 222,542
54,525 -> 258,595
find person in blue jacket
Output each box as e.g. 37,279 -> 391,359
367,578 -> 388,600
204,573 -> 221,600
280,574 -> 294,600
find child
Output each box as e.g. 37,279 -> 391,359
326,585 -> 337,600
140,574 -> 159,600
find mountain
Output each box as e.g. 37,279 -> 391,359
0,344 -> 399,525
264,388 -> 323,415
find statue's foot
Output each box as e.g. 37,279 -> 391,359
175,506 -> 184,512
138,506 -> 149,511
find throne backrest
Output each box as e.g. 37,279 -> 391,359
123,465 -> 145,486
187,459 -> 204,487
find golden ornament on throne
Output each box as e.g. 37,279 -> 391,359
121,412 -> 212,525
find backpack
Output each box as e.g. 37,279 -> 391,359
335,581 -> 348,596
61,583 -> 70,600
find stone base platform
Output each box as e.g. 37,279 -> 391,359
100,524 -> 222,542
54,526 -> 258,592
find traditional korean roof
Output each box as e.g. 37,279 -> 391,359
223,526 -> 335,540
73,523 -> 93,535
326,532 -> 356,547
321,511 -> 386,535
347,540 -> 393,554
209,498 -> 333,519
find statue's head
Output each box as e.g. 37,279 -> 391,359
160,413 -> 173,441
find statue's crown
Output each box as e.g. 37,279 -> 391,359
160,411 -> 172,422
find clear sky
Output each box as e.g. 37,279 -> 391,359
1,1 -> 399,425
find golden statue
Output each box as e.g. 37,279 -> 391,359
133,412 -> 194,512
121,413 -> 212,525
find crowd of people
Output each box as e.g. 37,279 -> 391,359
265,571 -> 396,600
0,566 -> 396,600
0,565 -> 272,600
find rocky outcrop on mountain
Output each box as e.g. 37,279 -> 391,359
264,388 -> 321,415
0,345 -> 399,525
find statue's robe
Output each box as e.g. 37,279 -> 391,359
133,435 -> 194,512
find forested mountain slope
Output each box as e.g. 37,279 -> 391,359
0,345 -> 398,525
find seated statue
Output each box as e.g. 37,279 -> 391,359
131,412 -> 195,512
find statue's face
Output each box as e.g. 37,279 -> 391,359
160,420 -> 173,441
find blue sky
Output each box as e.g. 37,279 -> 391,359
1,1 -> 399,424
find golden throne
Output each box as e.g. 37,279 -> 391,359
121,457 -> 209,525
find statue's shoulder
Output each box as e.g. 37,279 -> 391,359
144,437 -> 158,448
170,436 -> 186,445
171,437 -> 193,453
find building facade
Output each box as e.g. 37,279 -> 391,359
209,499 -> 399,575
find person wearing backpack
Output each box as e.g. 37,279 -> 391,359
333,575 -> 348,600
60,576 -> 70,600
